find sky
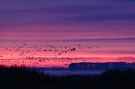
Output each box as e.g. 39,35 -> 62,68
1,0 -> 135,38
0,0 -> 135,67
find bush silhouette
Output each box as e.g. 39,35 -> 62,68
0,66 -> 135,89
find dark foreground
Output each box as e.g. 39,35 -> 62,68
0,66 -> 135,89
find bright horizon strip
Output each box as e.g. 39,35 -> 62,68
0,38 -> 135,67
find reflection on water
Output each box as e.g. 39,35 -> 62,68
41,69 -> 104,76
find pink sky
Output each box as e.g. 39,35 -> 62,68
0,0 -> 135,67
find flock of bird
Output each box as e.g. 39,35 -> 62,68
0,42 -> 100,67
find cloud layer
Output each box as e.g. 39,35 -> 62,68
0,0 -> 135,38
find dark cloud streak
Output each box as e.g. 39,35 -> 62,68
70,14 -> 135,22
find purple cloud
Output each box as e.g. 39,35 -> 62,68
0,0 -> 135,36
70,14 -> 135,22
